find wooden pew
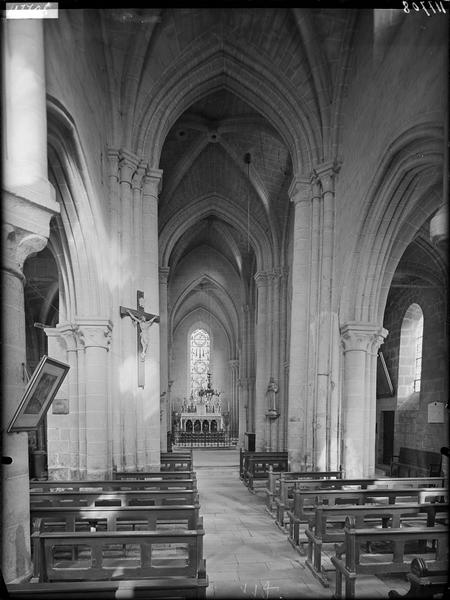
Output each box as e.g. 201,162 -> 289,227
331,517 -> 448,599
160,456 -> 193,471
274,476 -> 445,529
114,470 -> 196,481
32,529 -> 206,583
31,478 -> 197,493
29,489 -> 199,508
31,505 -> 203,579
239,450 -> 288,492
287,487 -> 448,552
390,447 -> 442,477
388,557 -> 449,599
304,502 -> 448,587
264,468 -> 343,515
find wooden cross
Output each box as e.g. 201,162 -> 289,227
120,291 -> 160,388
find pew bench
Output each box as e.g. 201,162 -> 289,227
30,489 -> 199,508
31,506 -> 203,579
240,451 -> 289,492
113,470 -> 196,481
275,476 -> 445,530
32,529 -> 206,583
31,478 -> 197,493
390,447 -> 442,478
264,468 -> 343,515
388,557 -> 449,599
160,457 -> 193,471
287,487 -> 448,553
304,502 -> 449,587
331,518 -> 448,599
7,577 -> 209,599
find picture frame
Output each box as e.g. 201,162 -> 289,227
7,355 -> 70,433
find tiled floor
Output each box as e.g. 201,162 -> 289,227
190,448 -> 411,600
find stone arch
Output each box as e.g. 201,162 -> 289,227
340,122 -> 444,326
160,194 -> 272,272
135,45 -> 319,173
46,97 -> 109,318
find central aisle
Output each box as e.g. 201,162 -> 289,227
192,449 -> 332,599
191,448 -> 411,599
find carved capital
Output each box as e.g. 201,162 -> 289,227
288,177 -> 313,205
159,266 -> 170,285
76,318 -> 113,350
106,148 -> 120,180
132,161 -> 148,191
430,203 -> 448,246
143,168 -> 163,198
56,322 -> 81,352
119,149 -> 140,185
340,322 -> 387,353
313,160 -> 341,194
2,223 -> 48,278
254,271 -> 270,288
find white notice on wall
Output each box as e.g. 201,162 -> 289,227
427,402 -> 444,424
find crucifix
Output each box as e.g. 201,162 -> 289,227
120,291 -> 160,388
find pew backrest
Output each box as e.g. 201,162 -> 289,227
30,479 -> 197,493
30,489 -> 199,508
113,470 -> 196,480
33,529 -> 205,582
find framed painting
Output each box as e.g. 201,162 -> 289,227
7,355 -> 70,433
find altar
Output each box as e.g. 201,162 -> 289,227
179,396 -> 224,433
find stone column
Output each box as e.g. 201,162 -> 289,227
2,18 -> 58,584
142,169 -> 163,468
238,377 -> 249,448
77,319 -> 113,478
340,323 -> 387,477
159,267 -> 170,451
312,163 -> 339,470
45,324 -> 80,480
287,178 -> 313,470
254,271 -> 270,451
228,359 -> 239,436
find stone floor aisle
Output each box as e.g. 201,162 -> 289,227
193,449 -> 333,599
190,448 -> 410,600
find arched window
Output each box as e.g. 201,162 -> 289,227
413,313 -> 423,392
190,329 -> 210,398
398,304 -> 424,404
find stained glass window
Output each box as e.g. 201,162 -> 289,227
190,329 -> 210,397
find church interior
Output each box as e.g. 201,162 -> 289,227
1,6 -> 448,598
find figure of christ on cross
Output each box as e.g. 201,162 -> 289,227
120,291 -> 160,387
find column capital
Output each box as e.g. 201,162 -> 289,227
75,318 -> 113,350
312,160 -> 341,194
288,177 -> 313,204
55,322 -> 82,352
254,270 -> 270,287
143,168 -> 163,197
2,223 -> 49,279
131,161 -> 148,191
340,322 -> 388,353
118,149 -> 140,185
159,266 -> 170,285
106,148 -> 120,180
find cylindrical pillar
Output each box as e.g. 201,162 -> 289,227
159,267 -> 170,451
142,169 -> 163,468
254,271 -> 270,451
340,323 -> 387,477
287,178 -> 313,470
77,320 -> 112,478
